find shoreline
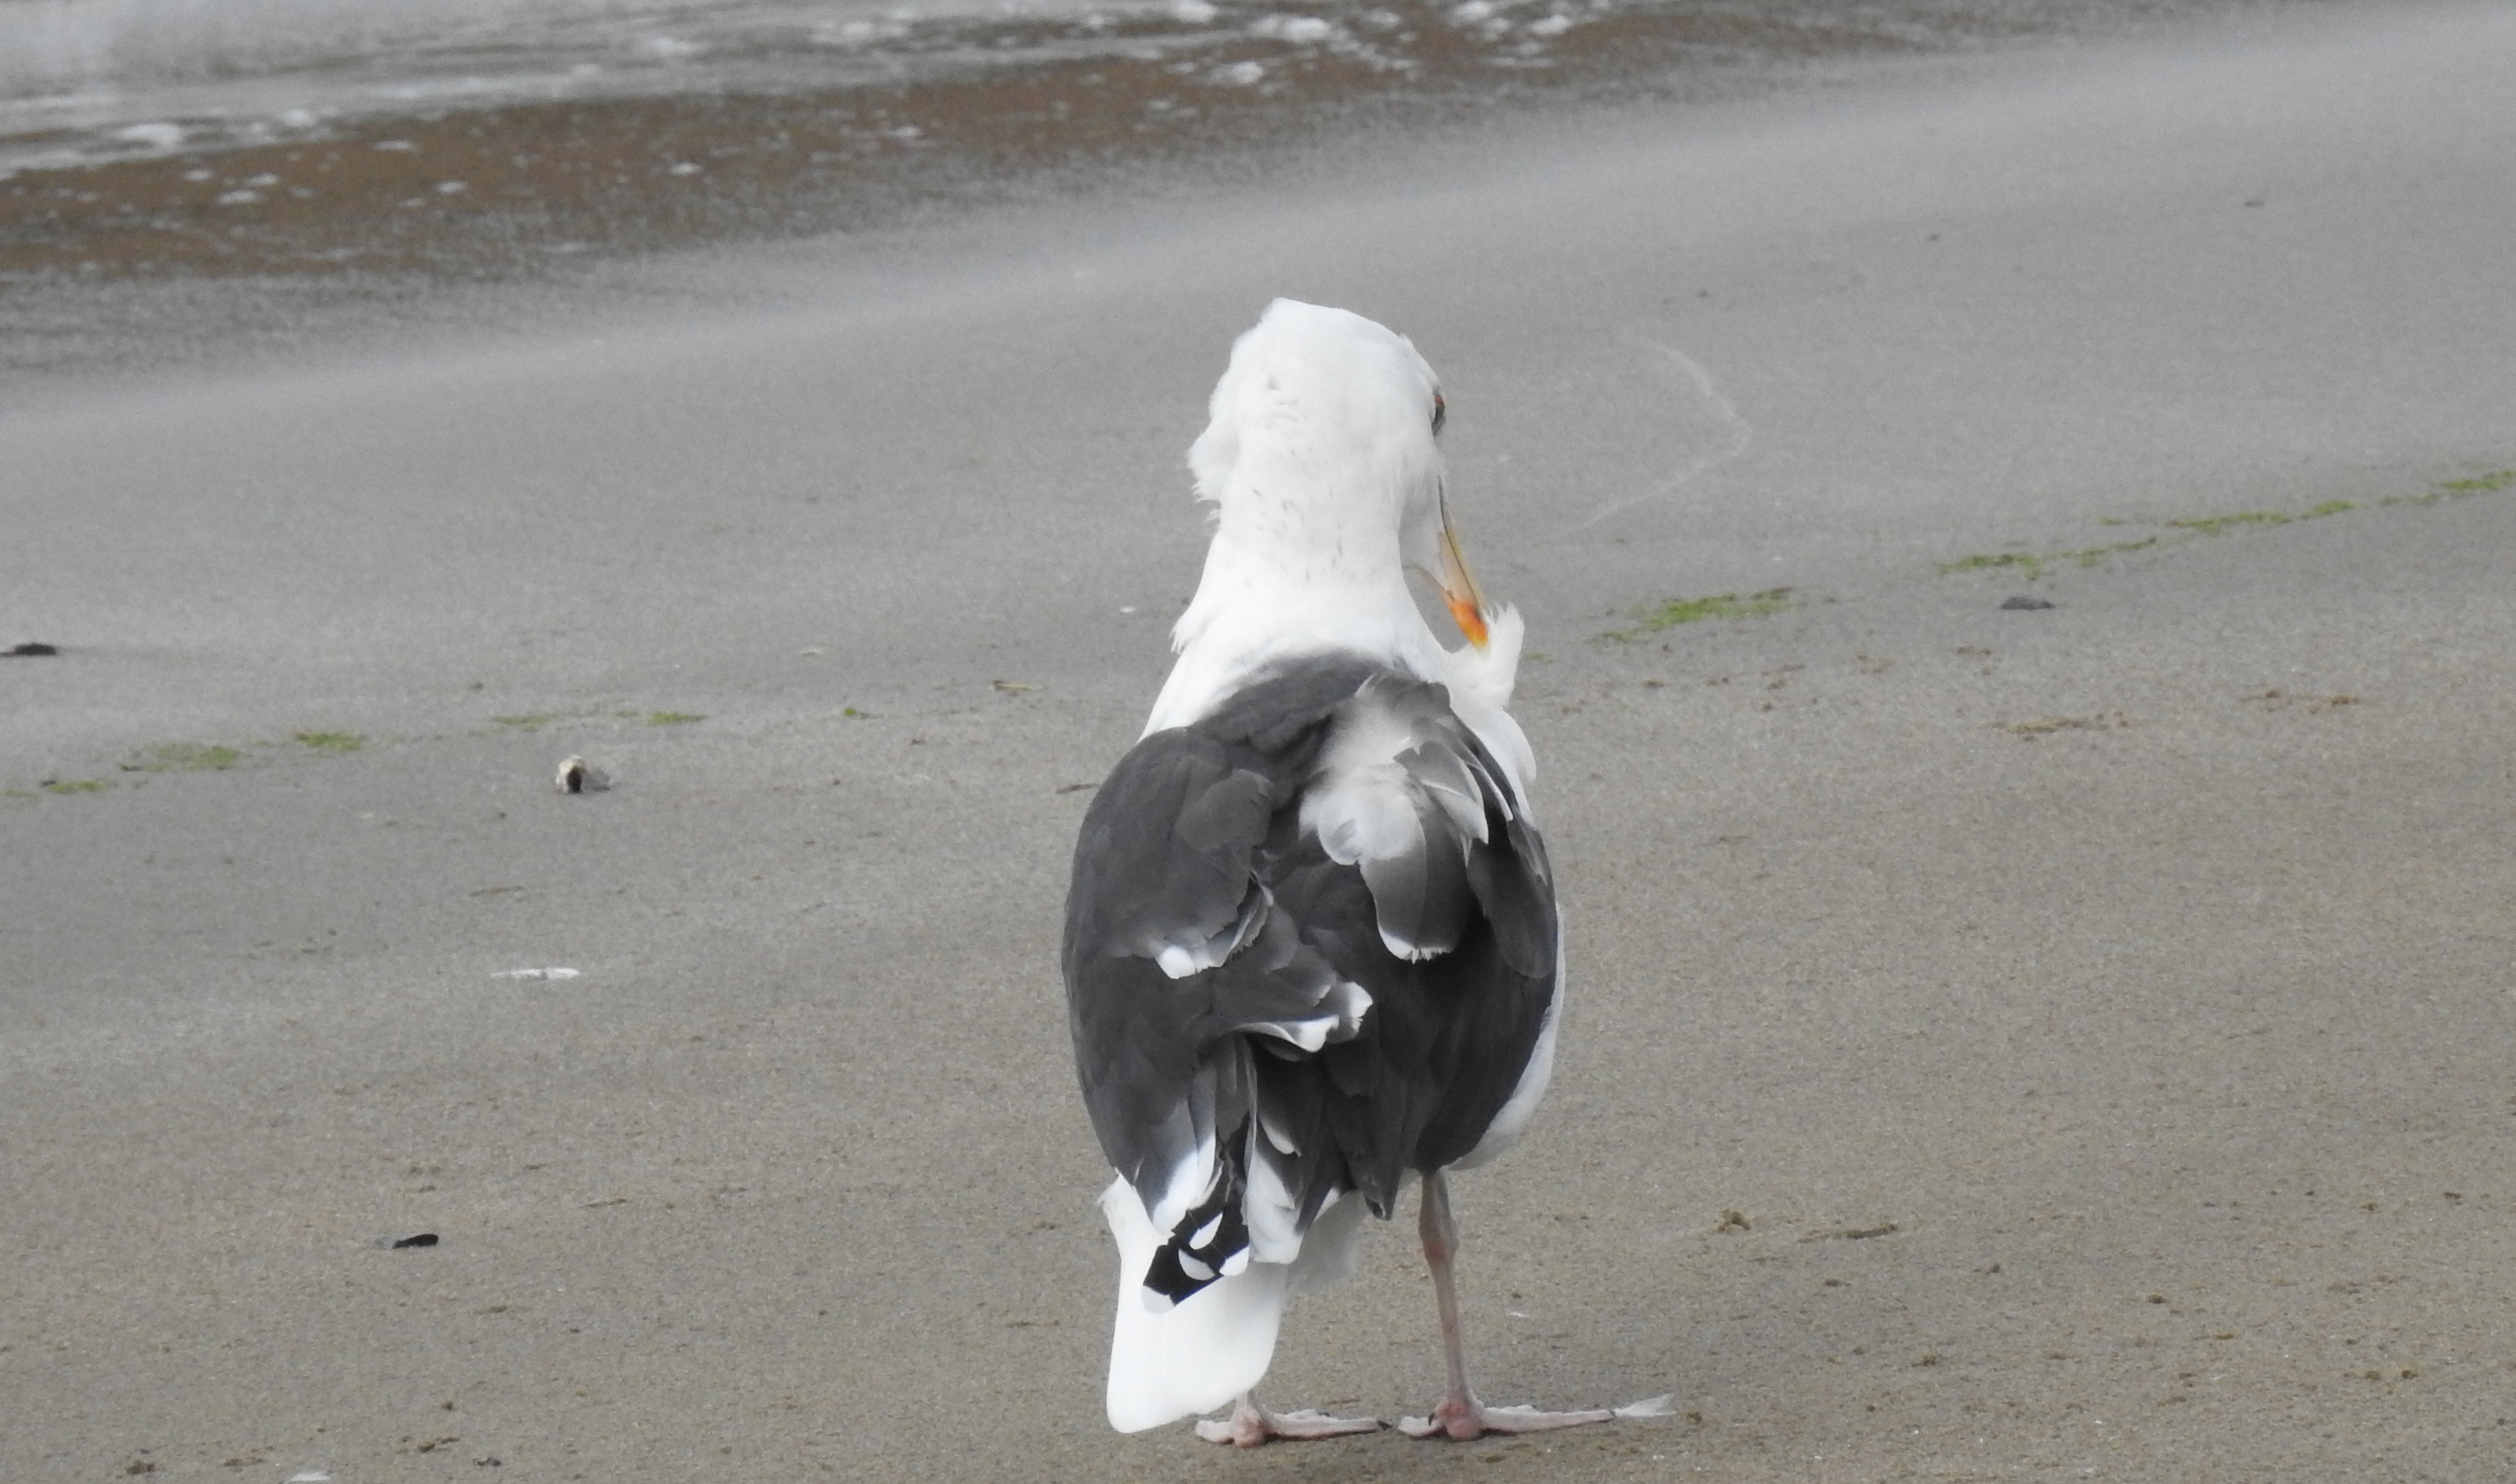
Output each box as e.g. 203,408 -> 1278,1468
4,0 -> 2286,397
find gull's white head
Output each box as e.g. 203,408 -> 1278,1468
1146,300 -> 1522,739
1179,298 -> 1488,653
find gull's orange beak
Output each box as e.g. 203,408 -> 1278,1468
1436,496 -> 1490,652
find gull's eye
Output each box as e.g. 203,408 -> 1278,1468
1431,392 -> 1446,435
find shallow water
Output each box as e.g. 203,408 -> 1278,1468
0,0 -> 1185,173
1,0 -> 2247,177
4,0 -> 1771,176
0,0 -> 2276,396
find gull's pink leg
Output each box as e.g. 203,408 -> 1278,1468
1195,1392 -> 1383,1447
1398,1170 -> 1620,1441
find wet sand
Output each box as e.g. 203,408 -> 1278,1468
5,1 -> 2515,1479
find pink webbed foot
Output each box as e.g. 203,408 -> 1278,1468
1399,1391 -> 1674,1440
1195,1393 -> 1384,1447
1397,1392 -> 1612,1440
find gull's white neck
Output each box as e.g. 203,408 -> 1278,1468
1142,491 -> 1449,735
1139,473 -> 1536,815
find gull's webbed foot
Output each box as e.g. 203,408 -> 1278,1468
1195,1393 -> 1385,1447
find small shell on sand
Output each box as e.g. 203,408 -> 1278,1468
556,755 -> 611,793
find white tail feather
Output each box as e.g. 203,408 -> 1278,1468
1099,1177 -> 1290,1432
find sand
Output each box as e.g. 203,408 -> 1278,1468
4,1 -> 2513,1478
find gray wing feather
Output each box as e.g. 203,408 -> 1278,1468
1064,696 -> 1359,1207
1064,660 -> 1556,1262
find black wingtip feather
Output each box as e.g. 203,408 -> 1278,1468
1142,1127 -> 1253,1306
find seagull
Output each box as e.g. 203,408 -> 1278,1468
1063,300 -> 1659,1445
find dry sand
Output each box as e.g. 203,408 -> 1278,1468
5,2 -> 2514,1479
